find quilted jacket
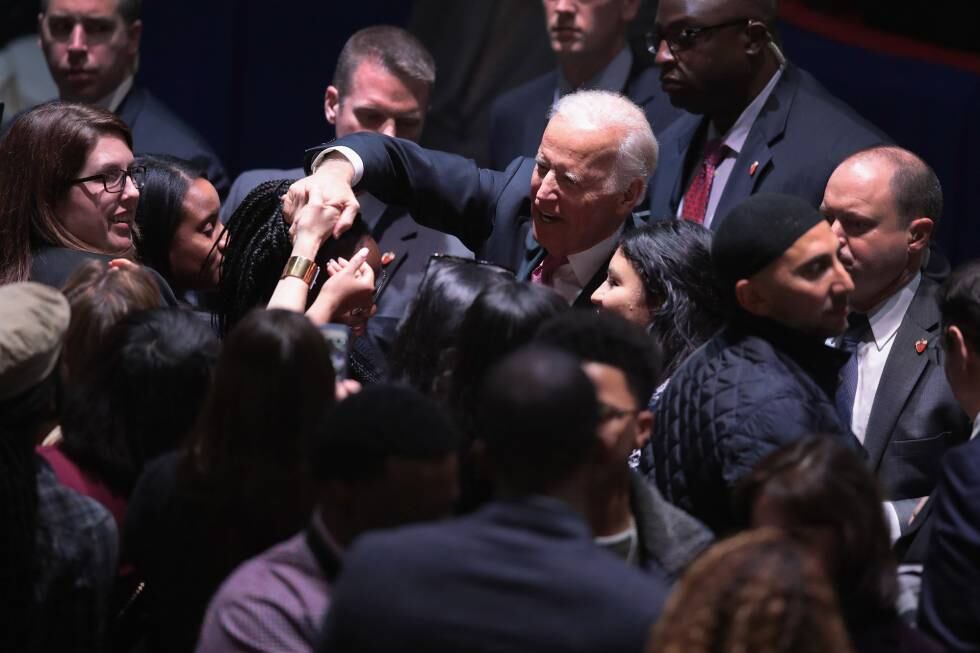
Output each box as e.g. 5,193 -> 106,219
649,315 -> 856,535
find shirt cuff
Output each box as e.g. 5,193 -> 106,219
310,146 -> 364,185
884,501 -> 902,544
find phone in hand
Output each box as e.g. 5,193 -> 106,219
319,323 -> 351,381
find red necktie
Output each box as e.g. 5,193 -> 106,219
531,253 -> 568,286
680,139 -> 728,224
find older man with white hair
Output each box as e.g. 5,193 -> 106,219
284,89 -> 658,306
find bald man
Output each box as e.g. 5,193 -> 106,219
645,0 -> 888,228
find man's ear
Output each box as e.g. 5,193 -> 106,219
735,277 -> 768,317
634,409 -> 653,451
944,325 -> 969,370
907,217 -> 934,255
744,20 -> 772,56
622,177 -> 646,211
324,86 -> 340,125
126,20 -> 143,58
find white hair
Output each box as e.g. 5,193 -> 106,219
548,89 -> 659,196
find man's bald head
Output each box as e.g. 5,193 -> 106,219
841,146 -> 942,227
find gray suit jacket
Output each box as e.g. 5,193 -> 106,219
866,277 -> 971,523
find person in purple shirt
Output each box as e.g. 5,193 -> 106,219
195,384 -> 461,653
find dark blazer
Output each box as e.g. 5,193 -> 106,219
318,497 -> 668,653
863,277 -> 971,523
487,58 -> 683,170
117,85 -> 229,196
646,64 -> 889,225
306,134 -> 642,308
918,437 -> 980,651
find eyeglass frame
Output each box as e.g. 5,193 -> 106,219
645,17 -> 752,56
597,401 -> 642,423
71,166 -> 146,193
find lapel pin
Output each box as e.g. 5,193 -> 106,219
381,251 -> 396,266
915,339 -> 928,354
749,161 -> 759,177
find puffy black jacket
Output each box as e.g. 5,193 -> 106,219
649,316 -> 855,534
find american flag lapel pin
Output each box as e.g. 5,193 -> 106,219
749,161 -> 759,176
915,339 -> 928,354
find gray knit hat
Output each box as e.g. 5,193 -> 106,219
0,282 -> 70,401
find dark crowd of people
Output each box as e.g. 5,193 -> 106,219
2,0 -> 980,652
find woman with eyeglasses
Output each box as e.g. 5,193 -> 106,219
0,101 -> 176,302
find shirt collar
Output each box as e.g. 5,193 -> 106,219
556,47 -> 633,98
866,273 -> 921,350
92,74 -> 135,113
971,412 -> 980,441
708,65 -> 784,155
566,224 -> 623,287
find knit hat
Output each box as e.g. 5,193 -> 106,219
712,193 -> 825,285
0,282 -> 70,401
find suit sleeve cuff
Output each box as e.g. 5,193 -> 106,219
310,146 -> 364,185
884,501 -> 902,544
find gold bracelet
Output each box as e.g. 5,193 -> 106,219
281,255 -> 320,287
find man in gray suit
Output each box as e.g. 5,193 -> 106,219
221,26 -> 470,352
821,145 -> 971,536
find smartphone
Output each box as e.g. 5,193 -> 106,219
319,323 -> 351,381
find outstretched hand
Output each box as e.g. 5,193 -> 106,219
282,156 -> 360,244
306,247 -> 376,331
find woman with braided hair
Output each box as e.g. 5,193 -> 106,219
646,528 -> 855,653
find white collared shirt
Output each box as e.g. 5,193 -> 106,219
549,225 -> 623,304
848,273 -> 922,444
678,66 -> 785,228
971,412 -> 980,441
92,74 -> 134,113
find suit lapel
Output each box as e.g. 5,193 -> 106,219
518,227 -> 545,282
863,281 -> 941,470
657,117 -> 704,216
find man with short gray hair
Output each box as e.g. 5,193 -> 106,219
286,89 -> 656,306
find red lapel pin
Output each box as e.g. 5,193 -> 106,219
915,339 -> 927,354
749,161 -> 759,176
381,251 -> 396,266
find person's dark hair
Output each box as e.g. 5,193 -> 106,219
217,180 -> 372,335
619,221 -> 729,379
0,374 -> 59,651
60,259 -> 162,382
41,0 -> 142,23
851,145 -> 943,227
941,262 -> 980,352
313,384 -> 459,483
535,310 -> 662,408
333,25 -> 435,96
0,101 -> 133,283
388,255 -> 514,395
647,528 -> 854,653
59,308 -> 220,496
733,435 -> 899,632
447,281 -> 567,429
477,346 -> 598,494
133,154 -> 214,287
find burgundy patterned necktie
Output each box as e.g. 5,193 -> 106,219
680,139 -> 728,224
531,253 -> 568,286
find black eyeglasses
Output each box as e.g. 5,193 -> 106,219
72,166 -> 146,193
598,402 -> 641,423
424,253 -> 515,277
646,17 -> 750,55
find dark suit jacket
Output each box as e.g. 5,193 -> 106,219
117,85 -> 229,196
306,134 -> 642,308
487,58 -> 683,170
918,436 -> 980,651
647,64 -> 889,225
863,277 -> 971,522
318,497 -> 668,653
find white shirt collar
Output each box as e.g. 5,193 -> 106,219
92,74 -> 134,113
708,66 -> 784,155
970,412 -> 980,441
866,273 -> 921,351
556,47 -> 633,98
565,224 -> 623,288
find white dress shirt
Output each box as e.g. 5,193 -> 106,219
678,66 -> 784,228
549,226 -> 622,304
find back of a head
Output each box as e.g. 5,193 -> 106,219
0,102 -> 132,283
60,308 -> 220,494
61,259 -> 162,381
333,25 -> 436,96
942,261 -> 980,352
647,529 -> 855,653
477,346 -> 598,494
535,309 -> 662,407
389,255 -> 514,393
734,435 -> 898,628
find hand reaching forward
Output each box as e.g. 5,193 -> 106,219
282,155 -> 360,243
306,247 -> 376,330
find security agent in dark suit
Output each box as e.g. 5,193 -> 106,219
917,262 -> 980,651
821,146 -> 970,535
488,0 -> 681,171
645,0 -> 888,229
37,0 -> 228,195
318,347 -> 668,653
288,89 -> 658,308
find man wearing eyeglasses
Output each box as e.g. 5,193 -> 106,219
645,0 -> 887,229
36,0 -> 229,195
487,0 -> 681,172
